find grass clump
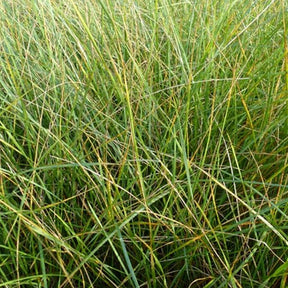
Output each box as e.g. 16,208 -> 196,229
0,0 -> 288,287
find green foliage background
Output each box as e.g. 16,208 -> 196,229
0,0 -> 288,287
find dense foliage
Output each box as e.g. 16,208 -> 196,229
0,0 -> 287,287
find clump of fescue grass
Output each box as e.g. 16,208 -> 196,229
0,0 -> 288,287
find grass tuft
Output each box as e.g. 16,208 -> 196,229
0,0 -> 288,287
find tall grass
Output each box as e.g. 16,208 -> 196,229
0,0 -> 287,287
